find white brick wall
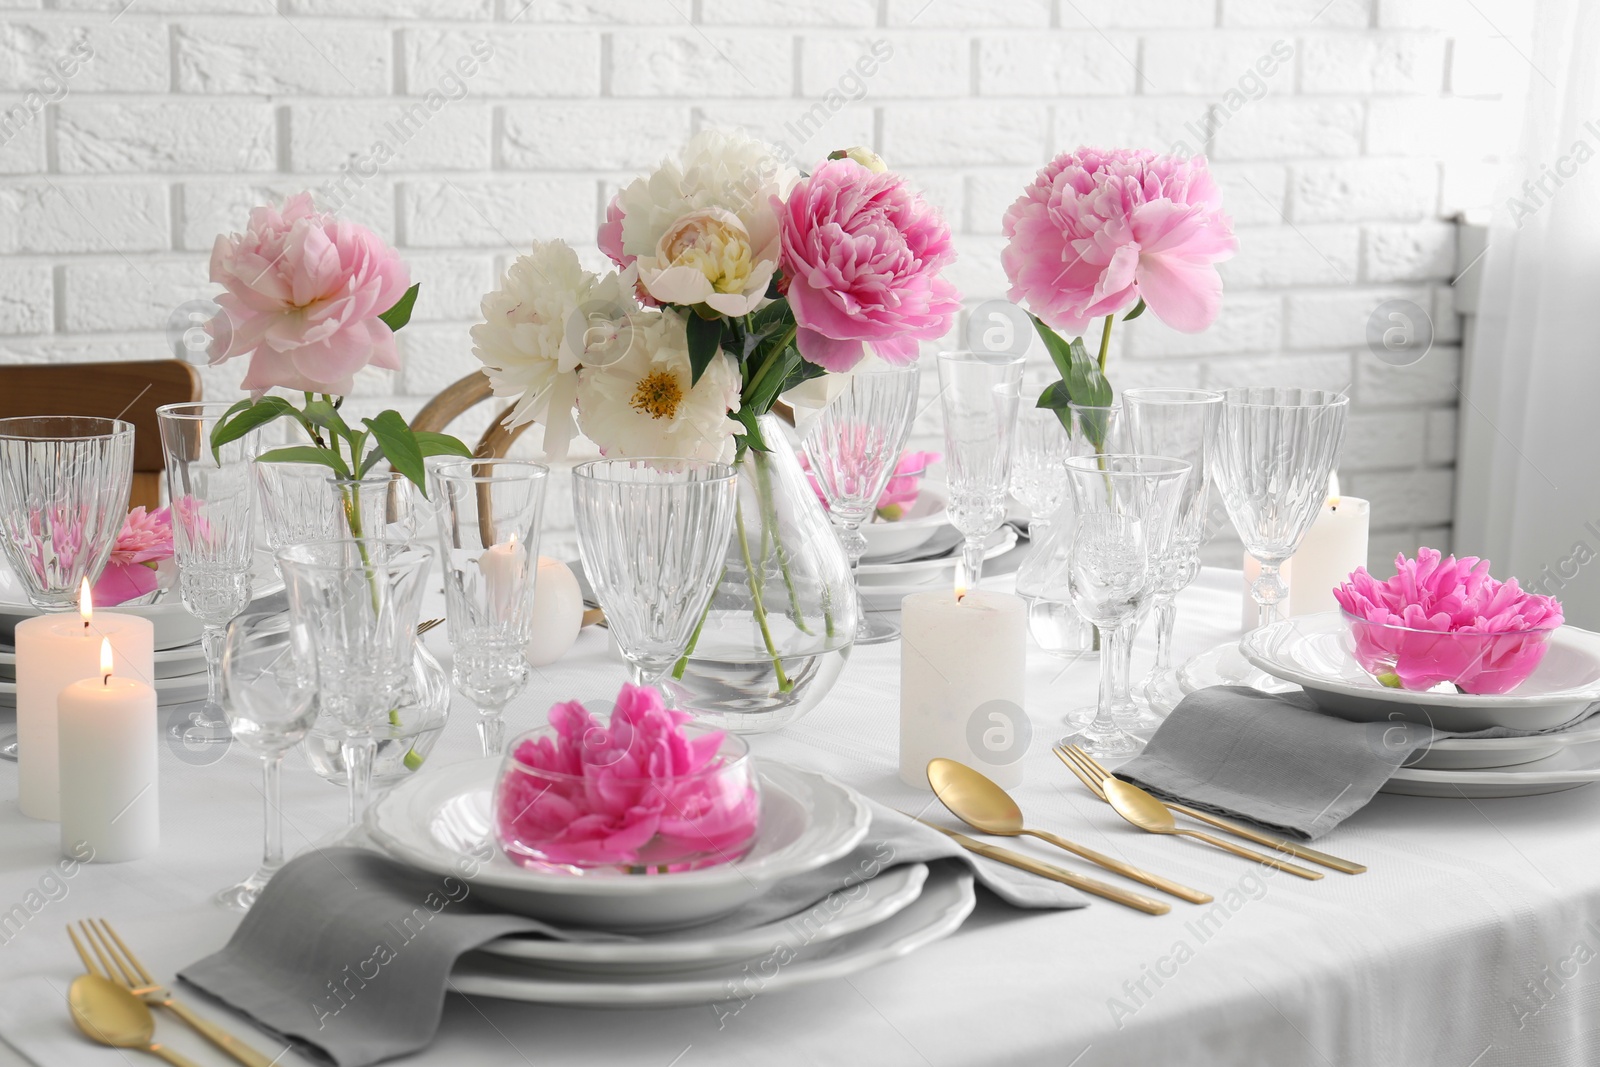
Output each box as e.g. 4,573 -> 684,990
0,0 -> 1523,567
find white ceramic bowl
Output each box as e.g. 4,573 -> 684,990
859,485 -> 949,561
366,757 -> 872,931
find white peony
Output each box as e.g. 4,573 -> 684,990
615,129 -> 796,317
471,240 -> 634,460
575,308 -> 741,462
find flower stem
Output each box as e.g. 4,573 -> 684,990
743,325 -> 797,409
1097,314 -> 1114,375
734,494 -> 791,693
751,448 -> 812,636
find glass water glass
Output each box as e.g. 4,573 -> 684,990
1057,455 -> 1192,758
1211,388 -> 1350,630
256,463 -> 417,566
572,459 -> 738,691
216,611 -> 317,911
277,538 -> 434,826
158,402 -> 259,745
1123,388 -> 1223,721
936,352 -> 1024,588
429,458 -> 550,757
802,364 -> 921,645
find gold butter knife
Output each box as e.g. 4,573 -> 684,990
908,816 -> 1171,916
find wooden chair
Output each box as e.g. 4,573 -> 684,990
0,360 -> 202,510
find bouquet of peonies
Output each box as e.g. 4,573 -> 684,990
472,133 -> 960,462
203,194 -> 470,507
1001,147 -> 1237,438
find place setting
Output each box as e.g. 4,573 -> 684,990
0,88 -> 1592,1067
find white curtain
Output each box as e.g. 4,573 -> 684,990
1456,0 -> 1600,627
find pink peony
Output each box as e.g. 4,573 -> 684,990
1333,548 -> 1564,694
206,193 -> 410,396
1001,147 -> 1236,336
494,683 -> 760,870
598,192 -> 633,272
778,159 -> 960,373
91,506 -> 173,607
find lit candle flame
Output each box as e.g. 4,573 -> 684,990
100,638 -> 113,684
1328,496 -> 1341,510
79,578 -> 92,629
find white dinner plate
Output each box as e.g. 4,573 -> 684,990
1241,612 -> 1600,732
0,641 -> 205,682
449,863 -> 975,1006
476,862 -> 929,975
855,525 -> 1018,588
0,666 -> 208,708
366,758 -> 872,931
1383,744 -> 1600,798
859,487 -> 949,562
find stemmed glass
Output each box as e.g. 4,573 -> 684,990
1057,455 -> 1192,758
277,538 -> 434,826
0,416 -> 135,762
1123,389 -> 1223,721
158,402 -> 259,745
802,364 -> 920,645
1210,388 -> 1350,630
572,459 -> 737,691
429,458 -> 549,757
216,611 -> 317,911
256,463 -> 417,568
937,352 -> 1024,588
1009,402 -> 1072,544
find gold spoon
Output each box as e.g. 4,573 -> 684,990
68,974 -> 203,1067
927,758 -> 1213,904
1096,776 -> 1323,880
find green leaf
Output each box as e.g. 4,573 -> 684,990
377,283 -> 420,333
362,410 -> 428,496
256,445 -> 351,478
1064,334 -> 1113,410
1035,380 -> 1072,410
1028,313 -> 1076,383
743,346 -> 800,417
301,397 -> 351,438
1122,298 -> 1147,322
414,431 -> 472,459
685,312 -> 723,387
209,396 -> 298,462
729,406 -> 769,455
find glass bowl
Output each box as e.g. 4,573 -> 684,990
1341,610 -> 1561,695
494,723 -> 760,874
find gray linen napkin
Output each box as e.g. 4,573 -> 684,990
1118,686 -> 1600,840
180,802 -> 1082,1067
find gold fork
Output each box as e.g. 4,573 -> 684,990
417,617 -> 444,636
69,920 -> 277,1067
1055,744 -> 1366,875
1055,746 -> 1323,879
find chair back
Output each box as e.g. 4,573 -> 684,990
0,360 -> 202,510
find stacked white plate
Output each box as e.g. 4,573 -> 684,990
853,487 -> 1022,608
365,758 -> 975,1006
0,549 -> 284,708
1224,612 -> 1600,798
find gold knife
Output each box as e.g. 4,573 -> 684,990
909,816 -> 1171,916
1161,803 -> 1367,875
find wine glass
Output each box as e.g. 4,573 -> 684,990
1210,388 -> 1350,630
1009,401 -> 1072,543
277,538 -> 434,826
1056,455 -> 1191,758
936,352 -> 1024,588
1016,402 -> 1124,659
158,402 -> 259,745
216,611 -> 317,911
572,459 -> 737,691
429,458 -> 549,757
0,416 -> 135,762
1123,388 -> 1223,722
802,364 -> 920,645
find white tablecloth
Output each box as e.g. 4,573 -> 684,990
2,567 -> 1599,1067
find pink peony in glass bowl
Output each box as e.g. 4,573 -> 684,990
1334,549 -> 1564,695
493,684 -> 761,874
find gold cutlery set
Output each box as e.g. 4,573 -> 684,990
915,745 -> 1366,916
66,919 -> 275,1067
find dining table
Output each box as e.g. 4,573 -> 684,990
1,565 -> 1598,1067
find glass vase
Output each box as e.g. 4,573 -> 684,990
667,414 -> 857,733
302,641 -> 451,787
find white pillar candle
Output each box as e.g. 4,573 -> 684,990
1289,497 -> 1370,617
16,582 -> 155,821
526,557 -> 584,667
479,534 -> 529,623
57,640 -> 158,863
900,589 -> 1027,789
